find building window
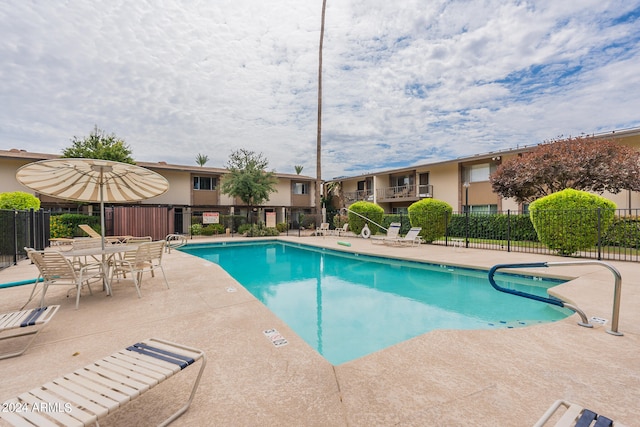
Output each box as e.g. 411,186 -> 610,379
293,182 -> 308,195
464,163 -> 497,183
391,207 -> 408,215
469,204 -> 498,214
193,176 -> 217,190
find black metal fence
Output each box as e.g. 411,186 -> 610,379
328,208 -> 639,262
0,209 -> 50,270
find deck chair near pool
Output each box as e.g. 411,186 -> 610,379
315,222 -> 330,236
331,223 -> 350,237
384,227 -> 424,247
0,305 -> 60,360
371,222 -> 402,244
534,400 -> 626,427
78,224 -> 130,244
0,338 -> 206,427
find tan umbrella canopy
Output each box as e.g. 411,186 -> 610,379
16,158 -> 169,248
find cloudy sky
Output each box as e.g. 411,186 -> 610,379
1,1 -> 639,179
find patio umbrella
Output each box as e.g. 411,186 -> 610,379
16,158 -> 169,249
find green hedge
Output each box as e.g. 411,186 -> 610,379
601,217 -> 640,248
446,213 -> 538,241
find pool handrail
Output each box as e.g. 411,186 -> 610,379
488,261 -> 623,336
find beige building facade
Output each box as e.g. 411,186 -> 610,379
327,127 -> 640,215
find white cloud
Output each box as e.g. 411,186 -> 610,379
0,0 -> 638,180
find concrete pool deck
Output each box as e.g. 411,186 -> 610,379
0,235 -> 638,426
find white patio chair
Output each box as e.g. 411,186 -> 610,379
28,250 -> 103,309
110,240 -> 169,297
371,222 -> 401,244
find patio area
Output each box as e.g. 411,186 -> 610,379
1,235 -> 638,426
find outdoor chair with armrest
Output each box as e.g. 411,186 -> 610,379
110,240 -> 169,297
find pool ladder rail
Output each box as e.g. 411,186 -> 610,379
165,234 -> 188,253
488,261 -> 623,336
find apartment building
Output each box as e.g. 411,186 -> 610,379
326,127 -> 640,215
0,148 -> 317,233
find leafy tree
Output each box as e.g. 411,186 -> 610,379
490,136 -> 640,203
62,125 -> 135,163
196,153 -> 209,166
0,191 -> 41,210
220,149 -> 278,222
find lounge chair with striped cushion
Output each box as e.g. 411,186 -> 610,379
534,400 -> 626,427
0,338 -> 206,426
0,305 -> 60,360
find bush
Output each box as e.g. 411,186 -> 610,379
190,223 -> 203,236
0,191 -> 41,210
244,224 -> 280,237
347,201 -> 384,235
407,199 -> 453,243
529,189 -> 616,256
276,222 -> 288,233
332,214 -> 348,229
238,223 -> 252,235
202,224 -> 225,236
50,213 -> 99,238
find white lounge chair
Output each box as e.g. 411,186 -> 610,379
371,222 -> 402,244
383,227 -> 424,246
333,223 -> 350,237
534,399 -> 626,427
0,305 -> 60,360
315,222 -> 330,236
0,338 -> 206,427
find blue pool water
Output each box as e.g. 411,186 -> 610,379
181,241 -> 571,365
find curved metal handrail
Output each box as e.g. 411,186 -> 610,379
488,261 -> 623,336
165,234 -> 188,253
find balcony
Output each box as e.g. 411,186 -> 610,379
376,184 -> 433,202
344,190 -> 374,204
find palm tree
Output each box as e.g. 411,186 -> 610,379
315,0 -> 327,216
195,153 -> 209,167
295,165 -> 304,175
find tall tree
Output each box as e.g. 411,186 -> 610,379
490,136 -> 640,203
220,149 -> 278,221
195,153 -> 209,166
295,165 -> 304,175
315,0 -> 327,215
63,125 -> 135,163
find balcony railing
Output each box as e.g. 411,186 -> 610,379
344,190 -> 374,203
376,184 -> 433,201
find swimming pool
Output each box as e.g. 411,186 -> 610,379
181,241 -> 571,365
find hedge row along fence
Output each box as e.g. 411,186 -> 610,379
326,209 -> 640,262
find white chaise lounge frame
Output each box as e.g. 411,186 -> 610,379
0,338 -> 206,427
0,305 -> 60,360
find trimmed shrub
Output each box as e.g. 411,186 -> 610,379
529,189 -> 616,256
0,191 -> 41,210
190,223 -> 203,236
276,222 -> 288,233
408,199 -> 453,243
347,201 -> 384,235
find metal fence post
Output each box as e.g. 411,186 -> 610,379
507,209 -> 511,252
597,207 -> 602,260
